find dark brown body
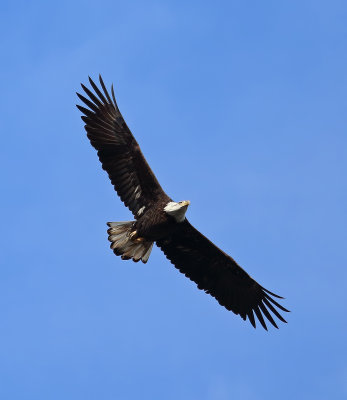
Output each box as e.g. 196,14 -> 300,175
134,201 -> 179,241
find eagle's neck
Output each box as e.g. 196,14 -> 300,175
164,201 -> 190,223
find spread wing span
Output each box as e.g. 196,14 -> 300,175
77,75 -> 289,330
157,220 -> 289,330
76,75 -> 169,217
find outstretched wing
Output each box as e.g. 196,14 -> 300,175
157,220 -> 289,330
76,75 -> 170,217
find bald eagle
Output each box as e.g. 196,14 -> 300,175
76,75 -> 289,330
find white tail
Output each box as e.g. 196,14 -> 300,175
107,221 -> 153,263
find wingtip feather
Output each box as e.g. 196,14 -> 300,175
99,75 -> 113,104
264,293 -> 290,313
247,310 -> 256,329
111,84 -> 118,108
254,306 -> 268,331
261,286 -> 284,299
259,302 -> 279,329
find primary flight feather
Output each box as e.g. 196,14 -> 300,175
77,75 -> 289,330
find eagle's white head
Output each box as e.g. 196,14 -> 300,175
164,200 -> 190,222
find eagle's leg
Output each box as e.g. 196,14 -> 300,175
129,230 -> 145,242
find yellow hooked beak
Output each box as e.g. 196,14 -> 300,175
180,200 -> 191,207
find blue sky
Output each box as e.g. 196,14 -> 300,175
1,1 -> 347,399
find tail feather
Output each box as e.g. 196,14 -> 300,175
107,221 -> 153,263
142,243 -> 154,263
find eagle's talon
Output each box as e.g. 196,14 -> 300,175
129,231 -> 137,239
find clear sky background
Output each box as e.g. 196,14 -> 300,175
1,1 -> 346,399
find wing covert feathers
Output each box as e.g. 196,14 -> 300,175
76,75 -> 169,217
156,220 -> 289,330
